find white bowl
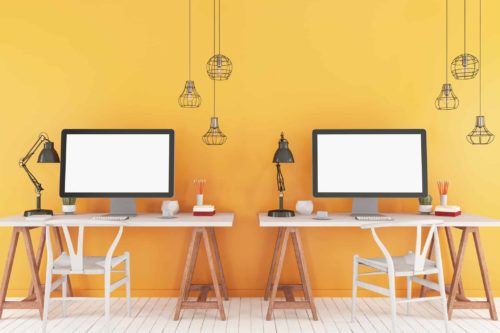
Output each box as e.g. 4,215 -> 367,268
296,200 -> 314,215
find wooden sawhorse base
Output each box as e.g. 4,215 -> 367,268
420,226 -> 497,320
264,227 -> 318,321
0,227 -> 73,319
174,227 -> 228,320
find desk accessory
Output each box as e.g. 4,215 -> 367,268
162,200 -> 179,218
19,132 -> 60,217
194,179 -> 206,205
313,211 -> 331,220
62,197 -> 77,214
437,180 -> 449,206
418,195 -> 433,214
92,215 -> 129,221
296,200 -> 313,215
193,205 -> 216,216
355,215 -> 393,221
268,132 -> 295,217
435,205 -> 461,217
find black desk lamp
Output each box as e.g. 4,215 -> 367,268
268,132 -> 295,217
19,133 -> 60,217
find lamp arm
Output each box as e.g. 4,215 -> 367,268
21,165 -> 43,193
19,133 -> 49,166
276,163 -> 285,192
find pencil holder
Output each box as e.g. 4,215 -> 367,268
440,194 -> 448,206
196,194 -> 204,206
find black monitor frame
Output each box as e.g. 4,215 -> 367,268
312,129 -> 428,198
60,129 -> 175,198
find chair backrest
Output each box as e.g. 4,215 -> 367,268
361,221 -> 442,273
45,222 -> 124,273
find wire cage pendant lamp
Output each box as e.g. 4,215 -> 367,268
178,0 -> 201,108
202,80 -> 227,145
451,0 -> 479,80
436,0 -> 459,110
466,0 -> 494,145
206,0 -> 232,80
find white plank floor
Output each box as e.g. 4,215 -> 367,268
1,297 -> 499,332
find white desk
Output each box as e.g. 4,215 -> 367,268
0,213 -> 234,321
259,212 -> 499,321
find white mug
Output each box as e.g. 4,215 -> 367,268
296,200 -> 314,215
162,200 -> 180,217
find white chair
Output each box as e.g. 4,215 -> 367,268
351,221 -> 448,333
42,222 -> 130,333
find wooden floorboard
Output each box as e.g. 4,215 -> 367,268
1,297 -> 499,332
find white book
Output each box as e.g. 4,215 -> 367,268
193,205 -> 215,212
435,205 -> 461,213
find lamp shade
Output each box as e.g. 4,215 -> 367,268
272,133 -> 294,163
37,141 -> 60,163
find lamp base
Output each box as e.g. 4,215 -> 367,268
268,209 -> 295,218
24,209 -> 54,217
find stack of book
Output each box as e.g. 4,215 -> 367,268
435,205 -> 461,217
193,205 -> 216,216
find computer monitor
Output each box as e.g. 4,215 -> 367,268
312,129 -> 427,216
60,129 -> 174,215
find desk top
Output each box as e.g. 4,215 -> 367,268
0,213 -> 234,228
259,212 -> 500,227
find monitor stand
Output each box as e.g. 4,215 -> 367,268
351,198 -> 381,216
109,198 -> 137,216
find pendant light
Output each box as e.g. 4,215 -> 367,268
466,0 -> 494,145
206,0 -> 232,80
202,80 -> 227,145
451,0 -> 479,80
202,0 -> 227,146
436,0 -> 459,110
178,0 -> 201,108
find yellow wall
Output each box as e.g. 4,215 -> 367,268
1,0 -> 500,297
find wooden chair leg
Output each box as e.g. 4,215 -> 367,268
21,227 -> 45,318
447,227 -> 470,319
266,228 -> 290,321
183,231 -> 202,301
174,228 -> 202,320
291,228 -> 318,320
264,227 -> 284,301
53,227 -> 73,297
0,228 -> 20,319
202,228 -> 226,320
208,227 -> 229,301
471,228 -> 498,320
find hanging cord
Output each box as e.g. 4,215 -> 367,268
445,0 -> 449,84
218,0 -> 221,54
463,0 -> 467,55
479,0 -> 482,115
213,0 -> 216,117
188,0 -> 191,80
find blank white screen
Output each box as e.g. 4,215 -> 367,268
317,134 -> 423,193
64,134 -> 171,193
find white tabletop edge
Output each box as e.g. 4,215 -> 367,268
0,212 -> 234,227
258,212 -> 500,227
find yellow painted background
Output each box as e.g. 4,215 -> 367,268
1,0 -> 500,297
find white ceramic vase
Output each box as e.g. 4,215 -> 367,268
62,205 -> 76,214
162,200 -> 180,217
296,200 -> 314,215
418,205 -> 433,215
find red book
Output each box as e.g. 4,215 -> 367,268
435,211 -> 461,217
193,211 -> 216,216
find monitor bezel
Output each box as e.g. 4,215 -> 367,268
312,129 -> 428,198
60,129 -> 175,198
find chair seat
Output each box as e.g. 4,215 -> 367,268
52,253 -> 127,274
358,255 -> 438,277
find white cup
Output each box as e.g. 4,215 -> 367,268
162,200 -> 179,217
440,195 -> 448,206
196,194 -> 204,206
296,200 -> 314,215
